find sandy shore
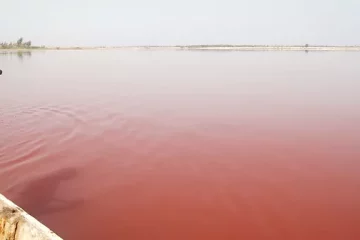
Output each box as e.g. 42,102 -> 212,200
178,46 -> 360,51
1,46 -> 360,52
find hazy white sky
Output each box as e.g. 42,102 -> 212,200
1,0 -> 359,46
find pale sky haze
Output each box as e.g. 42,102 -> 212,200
1,0 -> 359,46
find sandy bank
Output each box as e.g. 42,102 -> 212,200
1,46 -> 360,52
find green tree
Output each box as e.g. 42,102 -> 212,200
24,41 -> 32,48
17,37 -> 23,46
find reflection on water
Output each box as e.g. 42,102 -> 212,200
0,51 -> 32,61
16,51 -> 32,61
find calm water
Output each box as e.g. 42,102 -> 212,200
1,50 -> 360,240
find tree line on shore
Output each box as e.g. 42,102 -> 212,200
0,38 -> 44,49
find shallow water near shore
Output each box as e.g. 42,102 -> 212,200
1,50 -> 360,240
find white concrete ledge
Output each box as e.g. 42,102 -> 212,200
0,194 -> 62,240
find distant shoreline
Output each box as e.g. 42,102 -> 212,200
1,45 -> 360,52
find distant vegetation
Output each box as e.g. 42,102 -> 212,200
0,37 -> 45,49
